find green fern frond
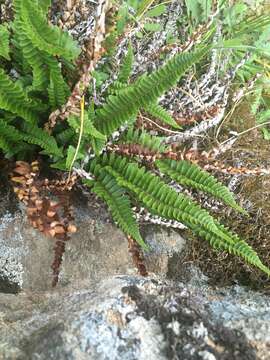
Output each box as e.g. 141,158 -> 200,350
13,0 -> 50,91
0,25 -> 10,60
0,120 -> 23,155
0,136 -> 13,154
107,81 -> 127,95
89,154 -> 219,232
47,57 -> 70,109
0,68 -> 41,123
122,128 -> 167,153
118,43 -> 134,83
156,159 -> 247,214
95,46 -> 209,136
88,154 -> 270,275
86,169 -> 147,249
19,0 -> 80,61
22,123 -> 63,156
145,102 -> 181,129
0,119 -> 24,142
68,105 -> 107,155
193,222 -> 270,276
56,128 -> 76,145
38,0 -> 51,13
0,119 -> 61,157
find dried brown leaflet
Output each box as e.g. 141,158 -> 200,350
11,161 -> 77,286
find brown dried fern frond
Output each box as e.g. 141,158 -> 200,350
11,161 -> 77,286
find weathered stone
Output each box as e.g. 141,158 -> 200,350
0,188 -> 186,292
0,275 -> 263,360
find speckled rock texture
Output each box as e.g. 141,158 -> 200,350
1,180 -> 270,359
0,185 -> 186,292
0,274 -> 269,360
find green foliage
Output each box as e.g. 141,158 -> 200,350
0,68 -> 42,123
0,0 -> 269,278
185,0 -> 212,24
86,170 -> 147,249
145,103 -> 181,129
0,25 -> 10,60
95,46 -> 208,135
19,0 -> 80,61
118,43 -> 134,84
122,128 -> 167,153
0,0 -> 79,158
0,119 -> 62,157
156,159 -> 247,214
87,153 -> 270,276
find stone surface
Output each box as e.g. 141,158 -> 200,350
0,187 -> 270,359
0,273 -> 268,360
0,185 -> 186,292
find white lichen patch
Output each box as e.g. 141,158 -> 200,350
0,212 -> 25,288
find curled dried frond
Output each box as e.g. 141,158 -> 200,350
10,161 -> 77,286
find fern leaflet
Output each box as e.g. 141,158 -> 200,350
0,25 -> 10,60
0,68 -> 41,123
85,170 -> 147,249
145,103 -> 181,129
156,159 -> 247,214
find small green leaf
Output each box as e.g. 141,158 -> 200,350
0,25 -> 10,60
143,22 -> 163,32
65,145 -> 84,169
136,31 -> 144,39
145,4 -> 166,17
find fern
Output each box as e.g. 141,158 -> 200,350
0,119 -> 62,157
47,57 -> 70,109
19,0 -> 80,61
194,223 -> 270,276
87,153 -> 270,276
0,25 -> 10,60
0,120 -> 23,155
1,0 -> 269,281
0,68 -> 42,123
38,0 -> 51,13
85,170 -> 147,249
0,120 -> 62,156
145,102 -> 181,129
118,43 -> 134,84
121,128 -> 167,153
95,46 -> 209,136
89,154 -> 222,232
22,123 -> 63,157
13,0 -> 50,91
156,159 -> 247,214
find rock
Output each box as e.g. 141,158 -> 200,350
1,190 -> 269,359
0,275 -> 262,360
0,188 -> 186,292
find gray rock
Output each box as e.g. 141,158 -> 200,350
0,189 -> 186,292
0,192 -> 269,360
0,275 -> 259,360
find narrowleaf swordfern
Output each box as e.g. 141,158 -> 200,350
68,44 -> 270,277
0,0 -> 269,279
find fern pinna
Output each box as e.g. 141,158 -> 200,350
1,1 -> 269,282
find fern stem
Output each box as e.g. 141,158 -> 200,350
67,96 -> 85,183
140,114 -> 182,135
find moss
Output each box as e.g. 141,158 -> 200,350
173,102 -> 270,291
